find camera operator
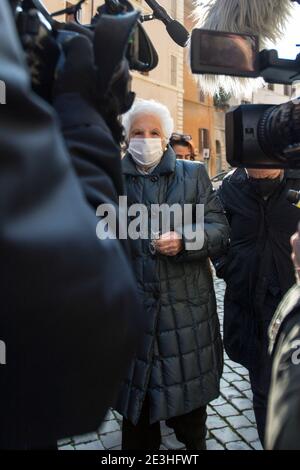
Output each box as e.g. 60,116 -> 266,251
0,0 -> 142,450
215,167 -> 300,445
52,32 -> 131,236
266,227 -> 300,450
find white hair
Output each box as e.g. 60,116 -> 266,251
123,99 -> 174,142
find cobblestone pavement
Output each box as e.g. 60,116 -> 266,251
60,277 -> 263,451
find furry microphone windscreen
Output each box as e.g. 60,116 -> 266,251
192,0 -> 293,97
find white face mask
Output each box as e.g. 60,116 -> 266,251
128,138 -> 164,168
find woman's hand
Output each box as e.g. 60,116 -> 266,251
155,232 -> 184,257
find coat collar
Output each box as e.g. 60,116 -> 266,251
122,145 -> 177,176
228,168 -> 300,184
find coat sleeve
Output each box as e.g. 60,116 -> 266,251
176,164 -> 230,263
53,93 -> 131,252
0,0 -> 141,449
53,93 -> 124,210
210,179 -> 232,278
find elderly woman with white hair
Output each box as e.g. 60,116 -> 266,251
116,99 -> 230,450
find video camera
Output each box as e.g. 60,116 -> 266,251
10,0 -> 190,105
10,0 -> 159,106
190,0 -> 300,169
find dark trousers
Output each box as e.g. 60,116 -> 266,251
248,359 -> 272,447
122,396 -> 207,450
248,293 -> 279,447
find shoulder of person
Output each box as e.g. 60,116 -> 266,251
224,168 -> 246,184
218,168 -> 247,195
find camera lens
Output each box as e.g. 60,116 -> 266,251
258,100 -> 300,164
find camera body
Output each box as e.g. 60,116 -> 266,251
226,103 -> 300,169
12,0 -> 158,103
226,104 -> 279,169
190,27 -> 300,169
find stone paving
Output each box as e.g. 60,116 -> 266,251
59,277 -> 263,451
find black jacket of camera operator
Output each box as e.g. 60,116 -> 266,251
0,0 -> 142,449
216,168 -> 300,369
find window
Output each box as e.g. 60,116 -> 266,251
216,140 -> 222,174
284,84 -> 291,96
199,128 -> 210,153
171,55 -> 177,87
268,83 -> 275,91
199,129 -> 210,173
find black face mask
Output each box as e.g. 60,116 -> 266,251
248,176 -> 282,198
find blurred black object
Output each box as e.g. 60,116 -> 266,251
190,0 -> 300,170
226,100 -> 300,169
91,0 -> 159,72
1,0 -> 142,449
11,0 -> 158,103
191,29 -> 300,85
266,284 -> 300,450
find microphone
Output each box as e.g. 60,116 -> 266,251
144,0 -> 189,47
193,0 -> 293,97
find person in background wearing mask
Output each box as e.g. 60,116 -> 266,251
170,133 -> 196,161
117,99 -> 230,450
215,167 -> 300,446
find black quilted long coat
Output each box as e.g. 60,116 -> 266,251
116,147 -> 230,425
